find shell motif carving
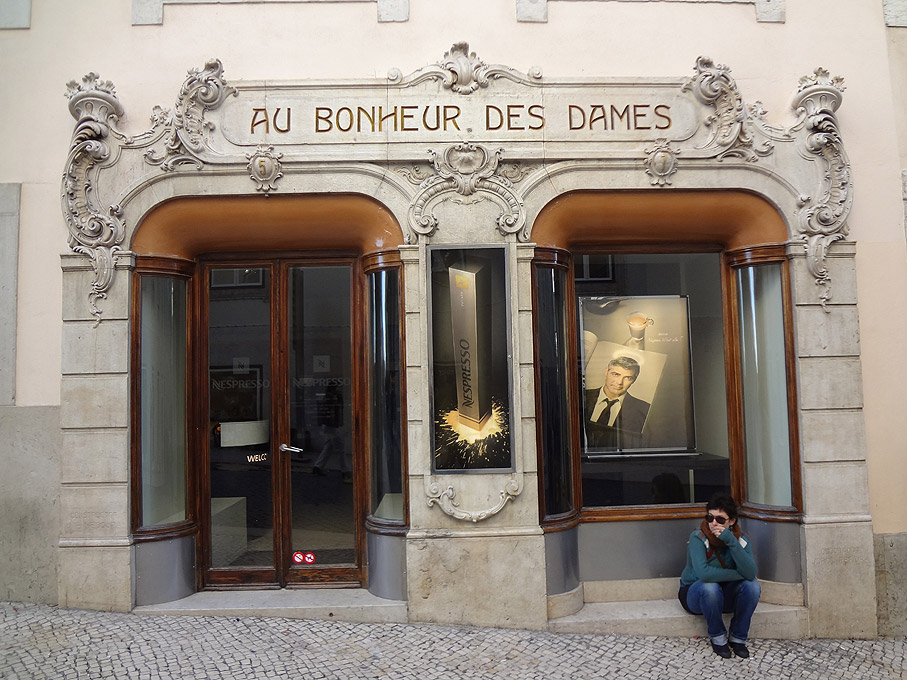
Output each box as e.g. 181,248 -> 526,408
388,42 -> 542,94
682,56 -> 774,162
62,73 -> 128,325
425,478 -> 522,523
407,142 -> 526,243
145,58 -> 237,171
791,68 -> 851,310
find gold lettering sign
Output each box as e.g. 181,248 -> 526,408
247,103 -> 673,136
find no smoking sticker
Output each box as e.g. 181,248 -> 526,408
292,551 -> 316,564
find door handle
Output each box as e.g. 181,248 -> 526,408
279,444 -> 304,454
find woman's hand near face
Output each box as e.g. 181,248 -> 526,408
710,523 -> 725,538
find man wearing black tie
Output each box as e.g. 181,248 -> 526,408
584,355 -> 651,448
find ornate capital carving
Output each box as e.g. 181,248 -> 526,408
407,142 -> 526,243
792,68 -> 851,309
682,56 -> 774,162
62,73 -> 128,325
426,477 -> 522,523
144,58 -> 237,171
389,42 -> 542,94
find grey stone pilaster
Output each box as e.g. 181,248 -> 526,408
788,242 -> 878,638
0,0 -> 30,29
875,532 -> 907,636
885,0 -> 907,27
0,184 -> 20,406
58,253 -> 135,612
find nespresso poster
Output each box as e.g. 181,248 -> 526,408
579,295 -> 695,453
429,247 -> 512,471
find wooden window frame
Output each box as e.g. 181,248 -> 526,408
362,251 -> 410,538
534,243 -> 802,528
130,256 -> 197,543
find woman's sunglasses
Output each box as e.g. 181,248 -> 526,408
706,513 -> 729,525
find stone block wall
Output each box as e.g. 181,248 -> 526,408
0,405 -> 60,603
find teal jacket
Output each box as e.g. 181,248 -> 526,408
680,528 -> 757,586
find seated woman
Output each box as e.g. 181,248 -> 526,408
678,494 -> 761,659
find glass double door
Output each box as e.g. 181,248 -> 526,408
204,259 -> 361,586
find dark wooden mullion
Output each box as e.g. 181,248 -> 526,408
780,258 -> 803,514
129,274 -> 144,535
722,252 -> 748,506
351,260 -> 368,586
273,262 -> 290,586
194,265 -> 210,591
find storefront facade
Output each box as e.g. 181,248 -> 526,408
2,0 -> 906,638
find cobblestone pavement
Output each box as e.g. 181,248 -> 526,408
1,602 -> 904,679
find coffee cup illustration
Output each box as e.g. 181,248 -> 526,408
627,312 -> 654,340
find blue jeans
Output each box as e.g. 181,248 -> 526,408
684,580 -> 761,646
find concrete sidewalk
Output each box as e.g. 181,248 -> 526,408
1,602 -> 904,679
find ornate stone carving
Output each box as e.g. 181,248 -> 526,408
388,42 -> 542,94
426,478 -> 522,523
62,73 -> 129,325
397,163 -> 436,185
644,139 -> 680,186
246,145 -> 283,194
144,58 -> 237,171
682,56 -> 775,161
791,68 -> 851,309
407,142 -> 526,242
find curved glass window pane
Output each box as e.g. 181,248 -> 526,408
737,264 -> 792,507
369,269 -> 404,520
535,266 -> 574,516
140,276 -> 187,527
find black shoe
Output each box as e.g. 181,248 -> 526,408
711,642 -> 732,659
312,466 -> 325,476
729,642 -> 750,658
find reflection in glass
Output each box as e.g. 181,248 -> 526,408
288,266 -> 355,566
535,266 -> 574,517
208,267 -> 273,568
575,253 -> 730,506
430,247 -> 512,471
140,276 -> 187,527
737,264 -> 792,507
369,270 -> 404,520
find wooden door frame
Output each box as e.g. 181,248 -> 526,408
194,252 -> 367,589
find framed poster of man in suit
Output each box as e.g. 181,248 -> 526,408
579,296 -> 695,453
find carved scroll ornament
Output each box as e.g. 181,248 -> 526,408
144,58 -> 237,171
407,142 -> 526,242
682,56 -> 775,162
426,478 -> 522,523
791,68 -> 851,310
389,41 -> 542,94
62,73 -> 128,325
